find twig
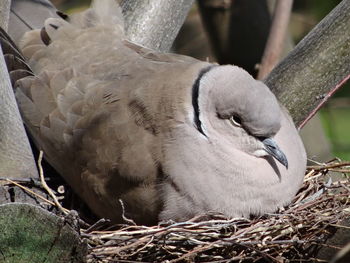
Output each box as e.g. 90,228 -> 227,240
5,178 -> 58,208
38,150 -> 68,215
257,0 -> 294,80
119,199 -> 136,225
168,243 -> 218,263
85,218 -> 111,233
299,73 -> 350,129
308,161 -> 350,170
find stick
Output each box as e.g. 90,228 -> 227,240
38,150 -> 68,215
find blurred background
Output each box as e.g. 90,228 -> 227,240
51,0 -> 349,162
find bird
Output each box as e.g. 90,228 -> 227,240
1,0 -> 306,225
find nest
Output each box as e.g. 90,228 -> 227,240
2,158 -> 349,262
83,160 -> 350,262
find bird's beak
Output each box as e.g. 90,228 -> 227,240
262,138 -> 288,168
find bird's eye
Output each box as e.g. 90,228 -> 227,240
229,115 -> 242,127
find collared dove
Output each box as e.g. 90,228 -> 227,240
1,0 -> 306,225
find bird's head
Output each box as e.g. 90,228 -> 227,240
192,65 -> 288,168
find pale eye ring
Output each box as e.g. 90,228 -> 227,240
229,115 -> 242,127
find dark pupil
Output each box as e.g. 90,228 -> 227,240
233,115 -> 242,124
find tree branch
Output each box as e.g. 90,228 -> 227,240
264,0 -> 350,128
121,0 -> 195,52
0,0 -> 38,179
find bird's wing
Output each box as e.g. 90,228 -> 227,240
3,3 -> 166,223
